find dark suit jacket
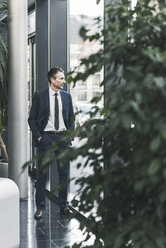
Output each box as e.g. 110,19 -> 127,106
28,88 -> 74,147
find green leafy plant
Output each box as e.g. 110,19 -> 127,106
0,1 -> 8,162
64,0 -> 166,247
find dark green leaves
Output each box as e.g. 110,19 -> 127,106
66,0 -> 166,247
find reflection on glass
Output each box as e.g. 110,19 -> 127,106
70,0 -> 104,109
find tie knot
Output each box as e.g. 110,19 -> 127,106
55,93 -> 58,96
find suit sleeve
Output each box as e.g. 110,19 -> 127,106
28,92 -> 41,141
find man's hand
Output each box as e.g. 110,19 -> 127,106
37,137 -> 41,143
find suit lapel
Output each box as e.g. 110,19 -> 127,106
60,90 -> 66,118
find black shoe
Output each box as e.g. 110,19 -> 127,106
34,210 -> 44,220
60,207 -> 70,216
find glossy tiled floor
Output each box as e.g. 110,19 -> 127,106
19,180 -> 82,248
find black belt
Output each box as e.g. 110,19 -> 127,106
42,131 -> 66,135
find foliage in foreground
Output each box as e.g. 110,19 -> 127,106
0,1 -> 8,162
65,0 -> 166,247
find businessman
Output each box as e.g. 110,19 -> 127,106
28,67 -> 74,219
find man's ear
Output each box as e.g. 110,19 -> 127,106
50,77 -> 54,84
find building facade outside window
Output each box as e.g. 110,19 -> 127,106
69,0 -> 104,111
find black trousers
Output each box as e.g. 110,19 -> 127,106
35,132 -> 70,210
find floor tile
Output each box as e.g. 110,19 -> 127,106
20,178 -> 82,248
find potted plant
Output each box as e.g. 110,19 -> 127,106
0,1 -> 8,177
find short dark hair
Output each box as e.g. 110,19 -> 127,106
47,67 -> 64,83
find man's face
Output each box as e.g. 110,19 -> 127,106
51,71 -> 66,90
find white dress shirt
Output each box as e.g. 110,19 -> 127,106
44,87 -> 67,132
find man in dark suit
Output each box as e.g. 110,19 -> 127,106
28,67 -> 74,219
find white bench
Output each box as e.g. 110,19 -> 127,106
0,178 -> 20,248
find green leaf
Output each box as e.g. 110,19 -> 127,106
154,77 -> 165,88
96,0 -> 101,5
148,160 -> 161,175
161,129 -> 166,139
150,137 -> 161,151
159,191 -> 166,203
134,180 -> 144,192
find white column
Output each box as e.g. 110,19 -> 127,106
8,0 -> 28,199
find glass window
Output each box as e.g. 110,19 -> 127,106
69,0 -> 104,197
93,74 -> 101,87
93,91 -> 101,98
77,92 -> 87,101
78,81 -> 86,87
69,0 -> 104,108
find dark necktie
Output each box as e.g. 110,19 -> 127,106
54,93 -> 59,130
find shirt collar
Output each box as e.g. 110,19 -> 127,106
49,87 -> 60,96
